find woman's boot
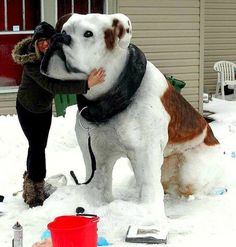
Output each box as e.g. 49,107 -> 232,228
22,172 -> 47,207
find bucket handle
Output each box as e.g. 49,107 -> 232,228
76,213 -> 99,222
75,207 -> 99,222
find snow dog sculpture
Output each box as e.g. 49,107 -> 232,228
41,13 -> 225,227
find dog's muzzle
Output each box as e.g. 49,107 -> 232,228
41,33 -> 72,74
51,32 -> 72,47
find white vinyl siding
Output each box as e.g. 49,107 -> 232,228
0,92 -> 58,115
0,92 -> 17,115
1,0 -> 207,115
115,0 -> 203,110
204,0 -> 236,93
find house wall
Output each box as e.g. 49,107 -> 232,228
41,0 -> 57,25
111,0 -> 204,111
1,0 -> 206,115
0,91 -> 17,115
0,92 -> 57,115
204,0 -> 236,94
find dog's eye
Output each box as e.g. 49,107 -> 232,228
84,31 -> 93,38
62,30 -> 67,35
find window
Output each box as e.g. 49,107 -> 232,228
1,0 -> 40,31
57,0 -> 104,18
0,0 -> 105,88
0,0 -> 41,87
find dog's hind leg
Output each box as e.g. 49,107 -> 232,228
161,153 -> 185,195
177,144 -> 225,196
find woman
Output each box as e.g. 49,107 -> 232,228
12,22 -> 105,207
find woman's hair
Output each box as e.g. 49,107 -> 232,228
34,40 -> 42,59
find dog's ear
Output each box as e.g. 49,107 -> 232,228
55,13 -> 73,32
105,14 -> 132,50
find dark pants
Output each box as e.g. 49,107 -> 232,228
16,99 -> 52,182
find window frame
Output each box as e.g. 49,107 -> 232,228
0,0 -> 108,92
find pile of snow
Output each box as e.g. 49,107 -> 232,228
0,98 -> 236,246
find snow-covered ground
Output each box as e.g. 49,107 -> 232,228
0,97 -> 236,247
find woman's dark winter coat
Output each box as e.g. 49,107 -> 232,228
12,37 -> 88,113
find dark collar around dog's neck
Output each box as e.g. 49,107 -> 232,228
77,43 -> 147,124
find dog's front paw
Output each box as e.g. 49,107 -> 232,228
103,192 -> 114,203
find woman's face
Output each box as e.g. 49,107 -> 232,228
37,38 -> 50,53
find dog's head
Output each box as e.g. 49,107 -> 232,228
41,13 -> 132,81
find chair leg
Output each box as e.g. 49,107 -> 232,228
215,82 -> 220,98
221,83 -> 225,100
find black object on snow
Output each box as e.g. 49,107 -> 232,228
0,195 -> 4,202
76,207 -> 85,215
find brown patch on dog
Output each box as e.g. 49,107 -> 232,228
104,19 -> 125,50
162,154 -> 195,196
161,153 -> 184,194
55,13 -> 73,32
162,181 -> 168,193
204,125 -> 219,146
112,18 -> 125,39
161,83 -> 208,144
118,25 -> 125,38
104,29 -> 116,50
179,184 -> 194,196
112,19 -> 119,27
161,156 -> 179,194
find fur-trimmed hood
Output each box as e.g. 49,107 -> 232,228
12,37 -> 39,65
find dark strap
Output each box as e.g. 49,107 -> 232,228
70,134 -> 96,185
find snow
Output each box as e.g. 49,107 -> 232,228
0,97 -> 236,247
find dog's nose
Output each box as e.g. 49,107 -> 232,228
62,33 -> 71,45
50,33 -> 71,47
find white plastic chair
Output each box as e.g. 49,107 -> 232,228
213,61 -> 236,99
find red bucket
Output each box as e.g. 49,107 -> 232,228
48,215 -> 99,247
